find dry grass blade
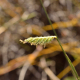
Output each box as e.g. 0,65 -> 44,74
39,57 -> 60,80
57,57 -> 80,79
0,16 -> 20,34
19,45 -> 43,80
0,12 -> 36,34
43,18 -> 78,31
0,41 -> 79,75
0,0 -> 22,17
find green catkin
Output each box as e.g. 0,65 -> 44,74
20,36 -> 57,46
24,37 -> 33,43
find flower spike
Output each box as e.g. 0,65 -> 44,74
20,36 -> 57,46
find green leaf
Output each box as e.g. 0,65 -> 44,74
64,77 -> 80,80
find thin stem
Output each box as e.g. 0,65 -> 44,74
39,0 -> 79,80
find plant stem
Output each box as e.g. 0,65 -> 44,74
40,0 -> 79,80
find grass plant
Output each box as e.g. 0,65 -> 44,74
39,0 -> 80,80
20,0 -> 80,80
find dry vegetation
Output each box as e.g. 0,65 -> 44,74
0,0 -> 80,80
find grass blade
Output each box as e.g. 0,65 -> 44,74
39,0 -> 80,80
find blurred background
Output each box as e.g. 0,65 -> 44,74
0,0 -> 80,80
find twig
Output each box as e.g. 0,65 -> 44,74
0,12 -> 36,34
18,61 -> 31,80
42,71 -> 47,80
19,45 -> 43,80
39,57 -> 60,80
29,65 -> 41,79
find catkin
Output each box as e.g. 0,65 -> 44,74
20,36 -> 57,46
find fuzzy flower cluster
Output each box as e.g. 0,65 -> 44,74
20,36 -> 57,46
